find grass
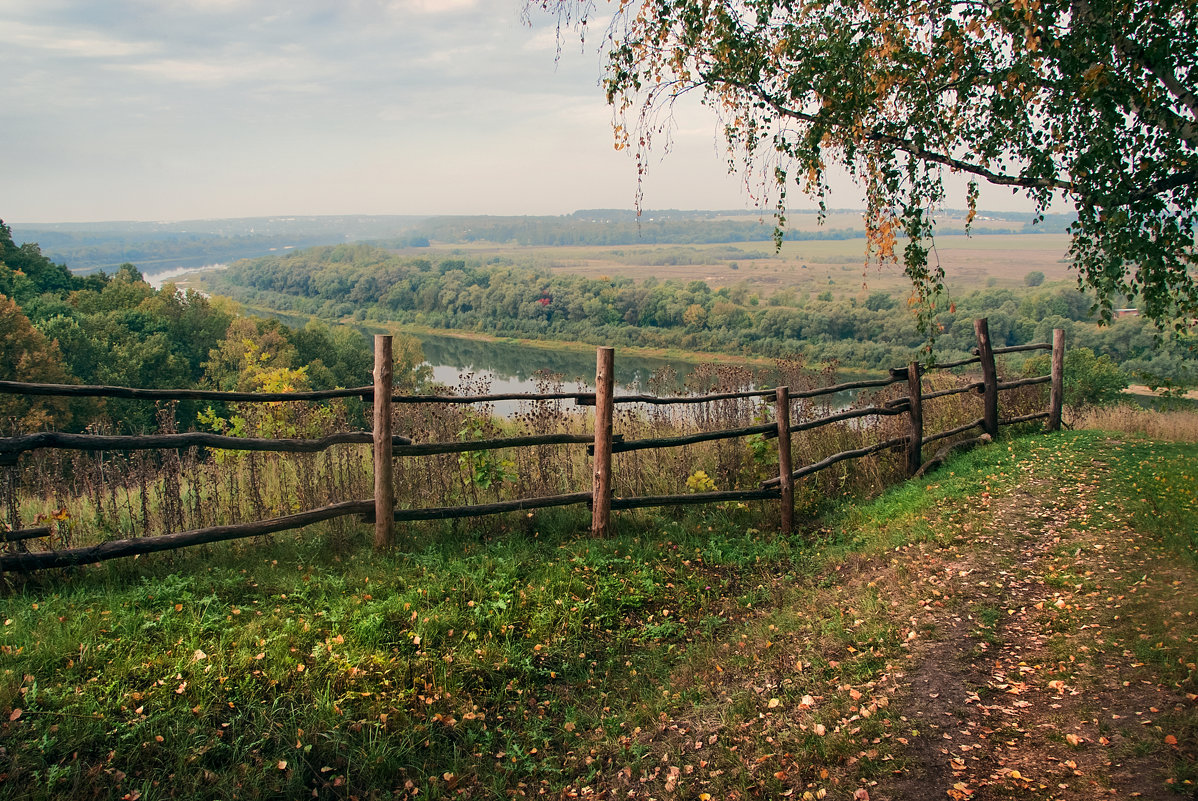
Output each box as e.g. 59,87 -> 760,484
415,233 -> 1075,302
1,426 -> 1195,799
1072,402 -> 1198,444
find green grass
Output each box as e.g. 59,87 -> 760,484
2,428 -> 1195,799
0,503 -> 807,800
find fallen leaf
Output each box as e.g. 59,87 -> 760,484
8,708 -> 21,722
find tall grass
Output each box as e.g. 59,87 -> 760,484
1,362 -> 1043,552
1073,403 -> 1198,442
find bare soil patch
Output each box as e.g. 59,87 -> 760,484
875,469 -> 1197,799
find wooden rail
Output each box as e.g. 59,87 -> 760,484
1,320 -> 1065,570
2,526 -> 51,544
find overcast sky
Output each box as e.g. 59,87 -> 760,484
1,1 -> 1032,224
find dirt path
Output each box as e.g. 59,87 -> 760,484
875,458 -> 1197,799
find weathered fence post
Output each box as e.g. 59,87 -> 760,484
591,347 -> 615,537
974,318 -> 999,437
774,386 -> 794,535
373,335 -> 394,550
1047,327 -> 1065,432
906,362 -> 924,475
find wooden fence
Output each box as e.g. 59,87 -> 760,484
0,319 -> 1064,571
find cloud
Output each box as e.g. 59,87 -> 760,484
4,19 -> 155,58
0,0 -> 765,222
390,0 -> 479,14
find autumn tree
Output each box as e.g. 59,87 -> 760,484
0,295 -> 78,431
528,0 -> 1198,339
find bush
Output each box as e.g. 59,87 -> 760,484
1026,347 -> 1128,408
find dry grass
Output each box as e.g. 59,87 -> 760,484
1073,403 -> 1198,442
2,362 -> 1016,550
433,234 -> 1074,301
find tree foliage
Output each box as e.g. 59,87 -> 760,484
1,223 -> 414,433
213,245 -> 1197,386
1026,346 -> 1129,408
528,0 -> 1198,338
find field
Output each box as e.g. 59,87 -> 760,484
2,425 -> 1195,800
418,233 -> 1075,301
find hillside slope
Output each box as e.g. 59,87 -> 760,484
0,430 -> 1194,800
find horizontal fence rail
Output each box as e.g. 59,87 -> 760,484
1,321 -> 1063,570
0,431 -> 413,464
0,501 -> 374,571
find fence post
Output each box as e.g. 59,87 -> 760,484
774,386 -> 794,535
974,318 -> 999,437
373,335 -> 394,551
1047,327 -> 1065,432
906,362 -> 924,475
592,347 -> 615,537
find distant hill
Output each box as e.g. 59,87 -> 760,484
10,215 -> 431,275
10,209 -> 1076,275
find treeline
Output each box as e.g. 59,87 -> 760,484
208,244 -> 1194,387
0,221 -> 425,434
372,212 -> 1061,249
12,214 -> 429,274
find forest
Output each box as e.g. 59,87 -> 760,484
0,221 -> 420,435
206,242 -> 1195,391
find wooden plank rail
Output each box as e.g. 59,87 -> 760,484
0,500 -> 374,571
2,526 -> 52,544
0,378 -> 373,402
0,431 -> 413,464
612,488 -> 781,510
610,423 -> 776,454
394,391 -> 592,405
974,342 -> 1053,356
927,355 -> 983,370
788,403 -> 908,434
762,436 -> 910,488
1000,411 -> 1051,425
402,433 -> 610,457
389,492 -> 594,522
1,319 -> 1070,571
921,382 -> 985,401
922,418 -> 985,446
996,375 -> 1051,391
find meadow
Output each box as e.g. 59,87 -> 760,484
1,420 -> 1195,800
421,233 -> 1075,303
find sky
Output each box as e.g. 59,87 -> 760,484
1,1 -> 1032,224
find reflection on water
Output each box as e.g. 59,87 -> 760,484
415,333 -> 699,395
413,332 -> 876,416
234,309 -> 877,414
145,263 -> 228,290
